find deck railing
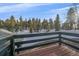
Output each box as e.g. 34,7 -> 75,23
0,31 -> 79,56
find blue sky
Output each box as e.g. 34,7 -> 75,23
0,3 -> 79,22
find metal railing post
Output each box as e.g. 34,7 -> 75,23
10,37 -> 15,56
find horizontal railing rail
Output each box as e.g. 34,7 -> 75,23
15,41 -> 59,52
60,32 -> 79,50
13,32 -> 59,38
15,36 -> 58,45
61,37 -> 79,44
62,41 -> 79,49
0,31 -> 79,56
14,32 -> 59,53
61,32 -> 79,37
0,35 -> 14,56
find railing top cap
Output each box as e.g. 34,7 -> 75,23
14,31 -> 79,35
1,31 -> 79,40
14,31 -> 59,35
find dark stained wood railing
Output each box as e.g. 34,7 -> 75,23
0,31 -> 79,56
61,32 -> 79,50
0,35 -> 13,56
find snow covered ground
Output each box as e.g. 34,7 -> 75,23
15,29 -> 79,34
0,29 -> 12,38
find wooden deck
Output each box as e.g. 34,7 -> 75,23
16,43 -> 79,56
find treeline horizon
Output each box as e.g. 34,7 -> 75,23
0,14 -> 60,33
0,6 -> 79,33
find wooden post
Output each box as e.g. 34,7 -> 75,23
17,44 -> 21,54
59,32 -> 62,46
10,37 -> 15,56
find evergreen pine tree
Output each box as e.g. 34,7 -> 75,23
54,14 -> 61,31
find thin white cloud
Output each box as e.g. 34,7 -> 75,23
0,3 -> 50,13
50,5 -> 79,15
47,6 -> 73,23
49,5 -> 78,21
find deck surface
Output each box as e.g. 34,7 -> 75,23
16,43 -> 79,56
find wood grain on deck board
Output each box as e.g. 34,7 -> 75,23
16,43 -> 79,56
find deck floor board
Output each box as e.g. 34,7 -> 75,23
16,43 -> 79,56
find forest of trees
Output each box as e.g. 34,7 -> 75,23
0,6 -> 79,33
0,14 -> 61,33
